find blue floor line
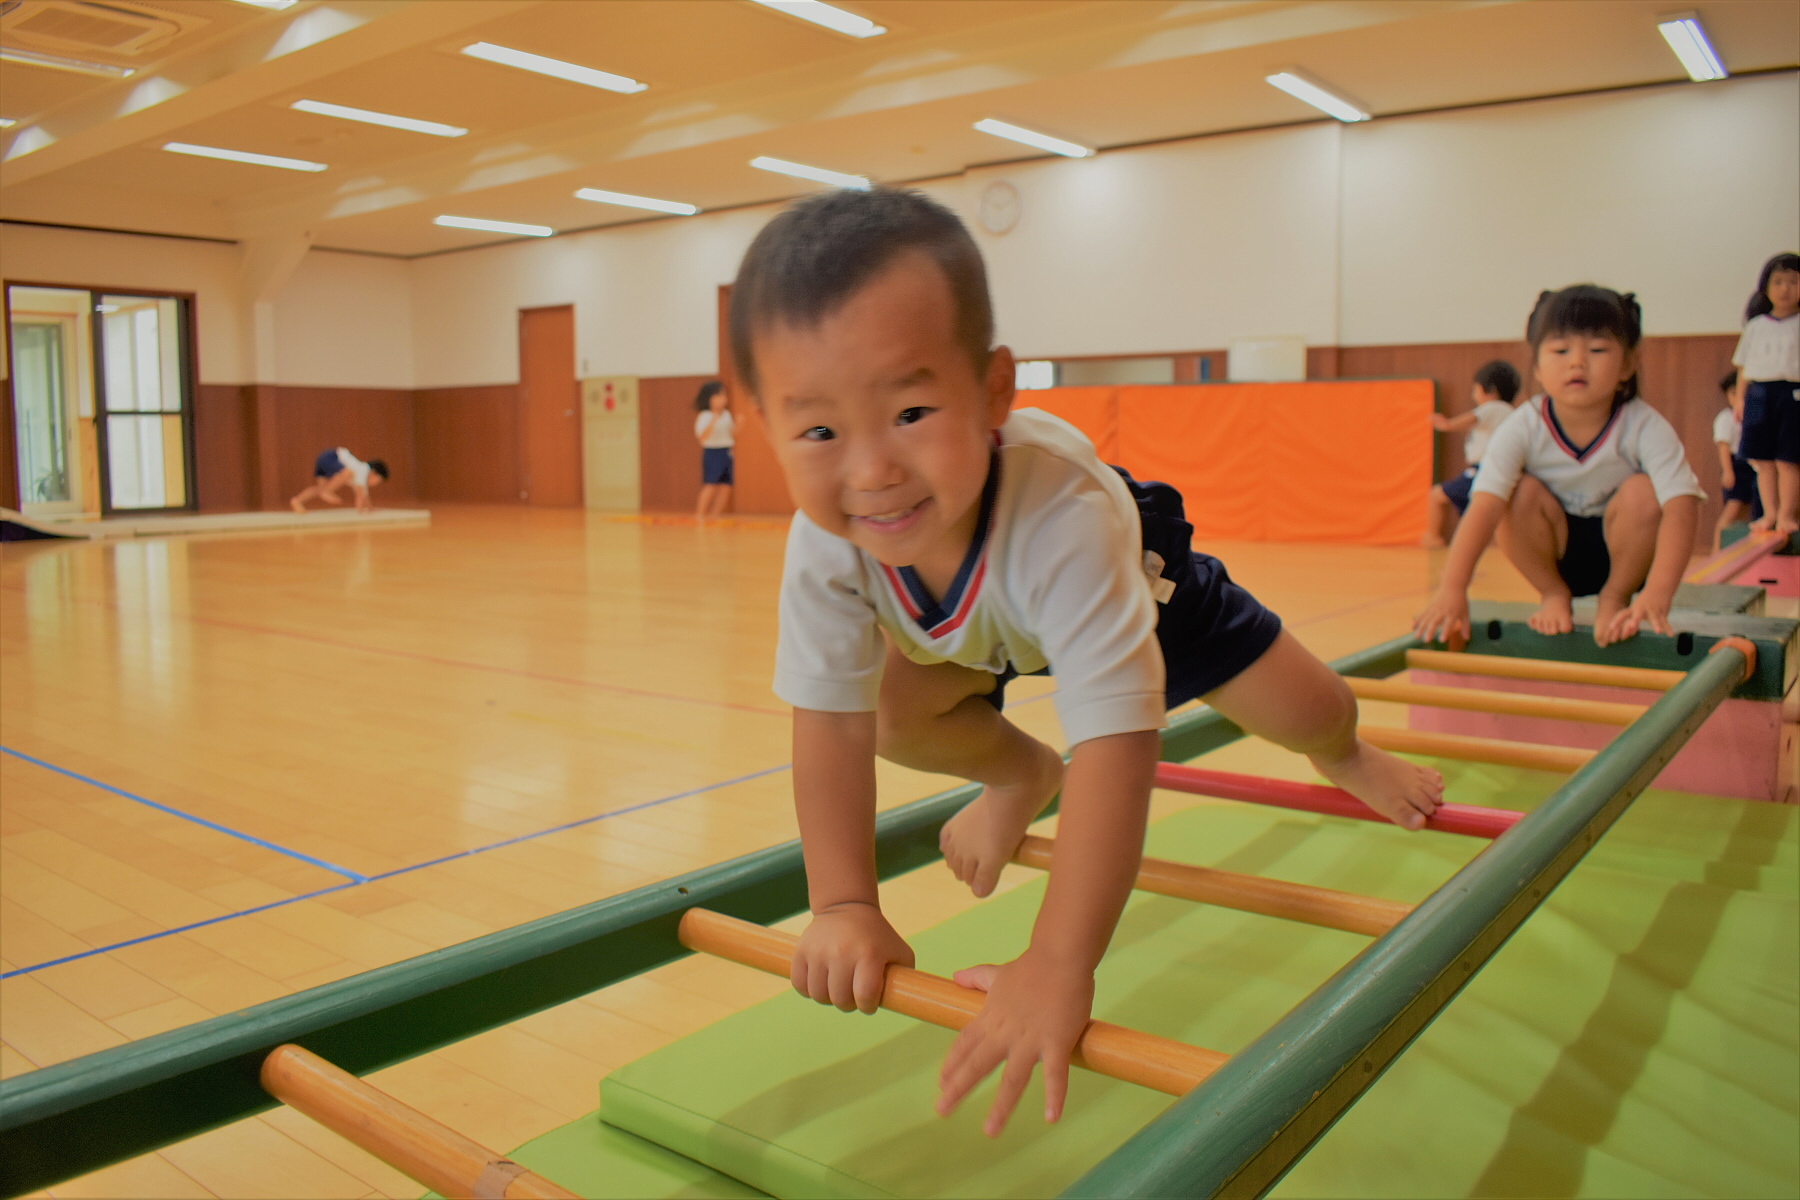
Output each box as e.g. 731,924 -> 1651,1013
1,745 -> 369,883
0,760 -> 796,980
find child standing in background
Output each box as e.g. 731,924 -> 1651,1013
1415,286 -> 1703,648
1714,368 -> 1760,547
1734,252 -> 1800,534
1423,360 -> 1522,547
693,380 -> 735,521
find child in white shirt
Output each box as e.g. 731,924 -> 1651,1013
693,381 -> 736,521
1713,368 -> 1759,547
737,188 -> 1444,1138
1423,359 -> 1522,547
1733,252 -> 1800,533
1416,286 -> 1703,647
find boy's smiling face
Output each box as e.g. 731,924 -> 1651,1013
753,251 -> 1015,580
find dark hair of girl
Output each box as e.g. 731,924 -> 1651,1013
1745,252 -> 1800,322
694,380 -> 725,412
1526,285 -> 1643,402
1473,360 -> 1521,404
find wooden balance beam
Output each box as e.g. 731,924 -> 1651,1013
1150,764 -> 1521,838
261,1044 -> 577,1200
678,909 -> 1227,1097
1346,676 -> 1647,725
1685,528 -> 1787,587
1405,648 -> 1683,692
1011,835 -> 1410,937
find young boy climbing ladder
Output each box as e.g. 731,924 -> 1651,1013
732,188 -> 1443,1136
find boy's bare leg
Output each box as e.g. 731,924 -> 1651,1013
1750,459 -> 1779,531
1595,474 -> 1660,638
1777,463 -> 1800,534
1204,631 -> 1443,830
289,479 -> 327,512
876,641 -> 1063,898
1495,474 -> 1575,635
1422,486 -> 1453,549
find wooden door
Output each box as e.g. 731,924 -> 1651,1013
716,284 -> 794,516
518,305 -> 582,507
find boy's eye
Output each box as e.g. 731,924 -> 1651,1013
896,406 -> 931,426
802,426 -> 835,442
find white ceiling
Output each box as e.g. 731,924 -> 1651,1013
2,0 -> 1795,257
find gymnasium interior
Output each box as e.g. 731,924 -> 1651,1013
1,2 -> 1797,1197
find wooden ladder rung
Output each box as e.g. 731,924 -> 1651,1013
1405,649 -> 1682,692
678,909 -> 1226,1097
1347,676 -> 1647,725
1012,834 -> 1411,937
1150,763 -> 1521,838
1360,725 -> 1595,773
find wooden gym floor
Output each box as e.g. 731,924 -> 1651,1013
1,505 -> 1541,1199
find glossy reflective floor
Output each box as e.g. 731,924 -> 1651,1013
1,506 -> 1537,1199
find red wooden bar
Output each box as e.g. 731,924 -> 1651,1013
1152,763 -> 1521,838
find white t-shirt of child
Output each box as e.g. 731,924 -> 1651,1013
773,408 -> 1166,748
1471,396 -> 1704,519
1733,313 -> 1800,382
696,409 -> 736,449
1464,400 -> 1514,466
335,447 -> 371,488
1713,408 -> 1743,456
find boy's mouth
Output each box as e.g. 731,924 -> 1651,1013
851,499 -> 929,534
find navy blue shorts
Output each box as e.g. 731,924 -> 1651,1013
702,447 -> 734,485
1558,512 -> 1610,599
1440,468 -> 1477,514
983,470 -> 1283,713
313,449 -> 343,478
1740,381 -> 1800,464
1723,455 -> 1760,507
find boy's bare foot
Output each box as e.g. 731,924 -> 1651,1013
1312,739 -> 1444,831
289,498 -> 306,513
1527,592 -> 1575,635
940,740 -> 1064,898
1593,592 -> 1628,646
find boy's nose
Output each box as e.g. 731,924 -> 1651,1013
843,441 -> 904,492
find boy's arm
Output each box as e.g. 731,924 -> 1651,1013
937,728 -> 1157,1136
1430,411 -> 1479,433
1415,491 -> 1506,644
696,412 -> 719,444
790,707 -> 914,1013
1598,495 -> 1699,645
1716,441 -> 1735,487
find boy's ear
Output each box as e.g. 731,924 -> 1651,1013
984,345 -> 1018,429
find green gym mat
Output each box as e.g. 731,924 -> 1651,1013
511,760 -> 1797,1198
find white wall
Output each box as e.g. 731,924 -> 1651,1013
7,72 -> 1793,389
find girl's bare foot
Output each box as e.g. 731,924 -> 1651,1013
289,498 -> 306,513
940,740 -> 1064,898
1527,592 -> 1575,635
1779,517 -> 1800,535
1312,739 -> 1444,831
1751,514 -> 1776,532
1593,592 -> 1629,646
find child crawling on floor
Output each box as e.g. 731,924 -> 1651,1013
1414,286 -> 1703,649
731,187 -> 1444,1136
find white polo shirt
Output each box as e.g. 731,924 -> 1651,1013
335,448 -> 372,488
1713,408 -> 1742,455
696,410 -> 736,449
1471,396 -> 1703,519
1464,399 -> 1514,466
773,408 -> 1166,747
1733,313 -> 1800,383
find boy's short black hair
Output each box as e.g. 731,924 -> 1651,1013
1746,252 -> 1800,322
694,380 -> 725,411
1526,285 -> 1643,402
368,459 -> 390,481
729,187 -> 994,395
1472,359 -> 1521,404
1721,367 -> 1739,394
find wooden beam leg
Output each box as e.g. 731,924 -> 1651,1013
677,909 -> 1227,1097
1150,764 -> 1522,838
1011,835 -> 1411,937
260,1045 -> 578,1200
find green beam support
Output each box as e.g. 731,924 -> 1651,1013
1063,641 -> 1750,1200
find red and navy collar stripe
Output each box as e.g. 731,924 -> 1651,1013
1541,396 -> 1624,462
881,453 -> 1000,639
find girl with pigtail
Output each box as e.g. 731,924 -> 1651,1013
1733,252 -> 1800,533
1415,285 -> 1704,648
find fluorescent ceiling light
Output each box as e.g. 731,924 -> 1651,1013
750,155 -> 870,190
290,99 -> 466,137
0,118 -> 16,128
230,0 -> 299,8
1265,71 -> 1369,122
748,0 -> 885,38
973,118 -> 1093,158
434,214 -> 553,237
1657,12 -> 1728,81
0,47 -> 134,77
575,187 -> 699,215
459,42 -> 646,93
163,141 -> 326,171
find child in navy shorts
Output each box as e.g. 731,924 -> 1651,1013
1734,252 -> 1800,533
1714,368 -> 1760,546
1424,360 -> 1522,547
738,188 -> 1444,1138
